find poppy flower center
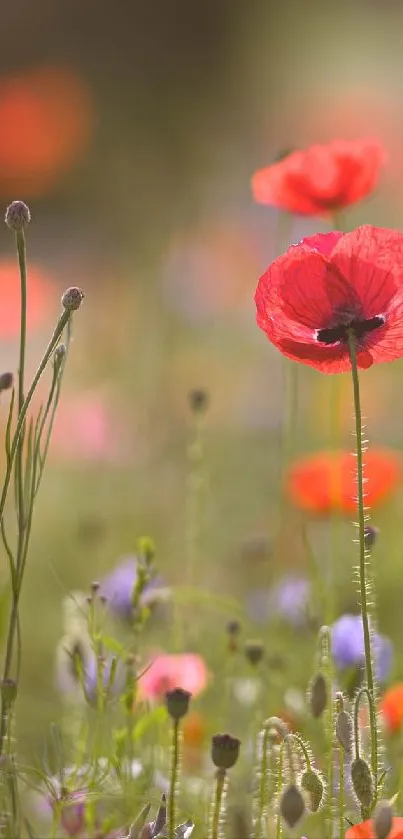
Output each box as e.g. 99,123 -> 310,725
316,313 -> 385,345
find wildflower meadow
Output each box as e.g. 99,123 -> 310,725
4,3 -> 403,839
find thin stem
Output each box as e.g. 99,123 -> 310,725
339,740 -> 345,839
255,724 -> 271,839
168,719 -> 180,839
275,743 -> 284,839
15,229 -> 27,528
347,330 -> 378,784
210,768 -> 226,839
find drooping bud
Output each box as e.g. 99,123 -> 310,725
165,687 -> 191,721
61,287 -> 84,311
364,525 -> 379,550
280,784 -> 305,829
189,388 -> 209,414
336,709 -> 353,753
211,733 -> 240,770
0,373 -> 13,393
373,800 -> 393,839
53,344 -> 66,372
244,639 -> 264,666
351,757 -> 373,809
309,672 -> 327,717
5,200 -> 31,231
300,769 -> 324,812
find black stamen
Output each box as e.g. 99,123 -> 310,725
317,315 -> 385,345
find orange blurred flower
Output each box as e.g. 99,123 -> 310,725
380,683 -> 403,734
0,259 -> 53,337
285,449 -> 400,515
345,817 -> 403,839
0,66 -> 94,196
182,711 -> 206,772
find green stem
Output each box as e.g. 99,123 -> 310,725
275,743 -> 284,839
210,768 -> 226,839
168,719 -> 180,839
347,331 -> 378,784
255,724 -> 271,839
339,739 -> 344,839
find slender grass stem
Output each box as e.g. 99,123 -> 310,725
347,331 -> 377,784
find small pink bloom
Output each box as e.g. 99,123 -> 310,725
139,654 -> 208,701
50,392 -> 122,463
59,791 -> 86,836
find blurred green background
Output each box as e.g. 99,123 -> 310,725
1,0 -> 403,758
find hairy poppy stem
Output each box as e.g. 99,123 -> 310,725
168,719 -> 180,839
209,768 -> 227,839
347,330 -> 378,786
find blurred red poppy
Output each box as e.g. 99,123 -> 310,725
380,683 -> 403,734
251,138 -> 385,216
345,817 -> 403,839
0,258 -> 52,337
255,226 -> 403,374
286,449 -> 400,515
0,66 -> 93,196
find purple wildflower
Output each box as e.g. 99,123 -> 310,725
245,576 -> 311,627
99,556 -> 167,622
331,614 -> 393,682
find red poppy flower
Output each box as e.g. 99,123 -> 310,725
0,259 -> 53,337
251,138 -> 385,216
255,225 -> 403,374
380,683 -> 403,733
345,817 -> 403,839
286,449 -> 400,515
0,66 -> 93,196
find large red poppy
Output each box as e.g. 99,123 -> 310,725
0,66 -> 93,197
251,138 -> 385,216
286,449 -> 400,516
345,817 -> 403,839
255,226 -> 403,374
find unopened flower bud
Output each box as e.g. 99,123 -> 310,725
336,709 -> 353,753
300,769 -> 324,813
0,373 -> 13,393
364,525 -> 379,550
189,388 -> 208,413
59,791 -> 86,837
165,687 -> 191,720
245,639 -> 264,666
227,619 -> 241,637
61,287 -> 84,311
0,679 -> 17,706
5,200 -> 31,231
90,581 -> 100,595
280,784 -> 305,829
53,344 -> 66,372
351,757 -> 373,809
309,672 -> 327,717
211,733 -> 240,769
374,800 -> 394,839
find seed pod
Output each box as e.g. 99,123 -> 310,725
309,672 -> 327,717
336,709 -> 354,753
5,200 -> 31,231
61,286 -> 84,311
280,784 -> 305,829
244,640 -> 264,666
351,757 -> 373,809
165,688 -> 191,721
300,769 -> 324,812
374,800 -> 393,839
211,733 -> 240,770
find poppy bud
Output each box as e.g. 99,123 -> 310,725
5,200 -> 31,231
364,525 -> 379,550
374,800 -> 393,839
280,784 -> 305,829
309,672 -> 327,717
300,769 -> 324,812
227,619 -> 241,637
165,687 -> 191,721
211,733 -> 240,770
351,757 -> 373,809
244,640 -> 264,666
61,286 -> 84,311
189,388 -> 208,413
336,709 -> 353,753
0,373 -> 13,393
53,344 -> 66,372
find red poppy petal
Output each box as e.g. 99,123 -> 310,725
332,225 -> 403,315
298,231 -> 344,258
